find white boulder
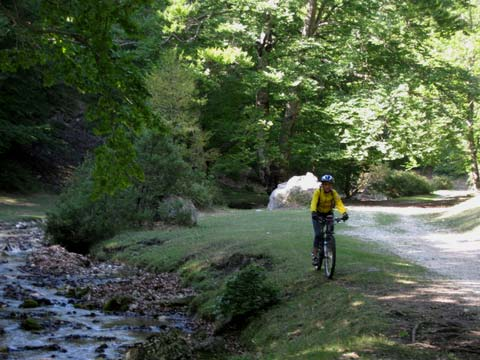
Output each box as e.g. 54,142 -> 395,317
267,172 -> 320,210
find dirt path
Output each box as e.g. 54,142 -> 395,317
342,194 -> 480,358
345,203 -> 480,304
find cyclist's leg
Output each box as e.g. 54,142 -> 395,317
312,218 -> 323,262
316,215 -> 327,258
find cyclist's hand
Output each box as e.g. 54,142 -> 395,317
342,212 -> 349,221
311,212 -> 319,221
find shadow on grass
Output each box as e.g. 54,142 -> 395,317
335,267 -> 480,360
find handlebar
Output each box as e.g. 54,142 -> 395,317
314,216 -> 346,224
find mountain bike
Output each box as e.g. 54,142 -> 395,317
314,216 -> 345,279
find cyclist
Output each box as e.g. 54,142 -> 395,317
310,174 -> 349,267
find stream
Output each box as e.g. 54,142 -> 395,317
0,221 -> 194,360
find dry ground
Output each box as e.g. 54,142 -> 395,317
341,193 -> 480,358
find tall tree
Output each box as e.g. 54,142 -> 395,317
0,0 -> 157,194
432,0 -> 480,189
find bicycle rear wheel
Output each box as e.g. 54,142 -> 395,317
323,236 -> 336,279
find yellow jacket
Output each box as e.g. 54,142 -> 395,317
310,187 -> 347,214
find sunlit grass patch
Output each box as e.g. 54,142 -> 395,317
394,194 -> 441,202
438,209 -> 480,233
0,192 -> 57,222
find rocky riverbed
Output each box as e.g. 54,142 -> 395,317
0,221 -> 212,360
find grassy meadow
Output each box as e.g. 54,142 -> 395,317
0,192 -> 57,222
92,208 -> 443,360
3,191 -> 477,359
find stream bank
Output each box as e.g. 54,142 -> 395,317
0,221 -> 220,360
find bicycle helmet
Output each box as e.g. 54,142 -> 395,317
321,174 -> 334,183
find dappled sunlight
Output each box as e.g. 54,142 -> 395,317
343,197 -> 480,304
338,198 -> 480,355
392,262 -> 413,267
287,334 -> 396,359
351,300 -> 364,307
377,293 -> 419,301
349,205 -> 444,215
439,193 -> 480,219
351,276 -> 480,355
103,241 -> 121,249
395,279 -> 417,285
293,344 -> 343,358
181,259 -> 209,273
0,196 -> 36,207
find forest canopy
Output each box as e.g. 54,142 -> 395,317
1,0 -> 479,196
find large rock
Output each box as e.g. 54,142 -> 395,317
267,172 -> 320,210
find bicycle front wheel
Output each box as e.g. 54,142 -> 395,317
323,236 -> 336,279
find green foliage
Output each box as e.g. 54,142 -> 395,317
1,0 -> 159,195
1,0 -> 474,197
103,296 -> 133,312
46,131 -> 219,252
21,318 -> 43,331
0,68 -> 78,192
46,161 -> 138,253
147,50 -> 213,170
368,166 -> 433,198
20,299 -> 40,308
134,130 -> 217,209
165,0 -> 471,190
157,196 -> 197,226
216,264 -> 279,322
430,175 -> 454,190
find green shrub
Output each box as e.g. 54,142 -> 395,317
211,153 -> 252,181
157,196 -> 198,226
216,265 -> 279,323
430,175 -> 453,190
103,296 -> 133,312
368,165 -> 433,197
21,318 -> 43,331
47,131 -> 220,253
46,161 -> 140,253
133,131 -> 218,211
182,181 -> 220,208
20,299 -> 39,308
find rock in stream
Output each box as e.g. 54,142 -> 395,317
0,221 -> 200,360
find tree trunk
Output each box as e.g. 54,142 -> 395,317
278,0 -> 331,171
255,14 -> 273,186
303,0 -> 319,37
466,96 -> 480,190
279,98 -> 300,167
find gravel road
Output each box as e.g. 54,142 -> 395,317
344,192 -> 480,306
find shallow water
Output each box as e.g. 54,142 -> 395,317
0,222 -> 193,360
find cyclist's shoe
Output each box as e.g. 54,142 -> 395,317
312,256 -> 319,266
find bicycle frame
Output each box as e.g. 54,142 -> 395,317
314,216 -> 343,279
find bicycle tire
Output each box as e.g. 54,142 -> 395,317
315,253 -> 323,271
323,236 -> 336,279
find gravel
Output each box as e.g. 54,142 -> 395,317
343,195 -> 480,305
